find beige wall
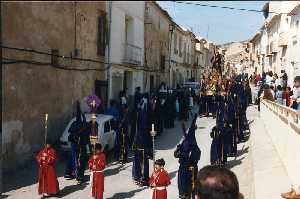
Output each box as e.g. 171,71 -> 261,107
2,2 -> 106,171
145,2 -> 171,89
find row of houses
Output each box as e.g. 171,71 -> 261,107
2,1 -> 218,171
247,1 -> 300,86
109,1 -> 219,100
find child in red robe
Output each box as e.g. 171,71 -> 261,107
149,158 -> 171,199
88,143 -> 106,199
36,141 -> 59,197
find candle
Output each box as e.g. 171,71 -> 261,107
152,124 -> 154,132
45,113 -> 48,121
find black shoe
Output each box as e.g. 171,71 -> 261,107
64,175 -> 75,180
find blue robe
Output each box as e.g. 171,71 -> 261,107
115,111 -> 129,162
210,126 -> 220,165
175,116 -> 201,198
132,105 -> 151,183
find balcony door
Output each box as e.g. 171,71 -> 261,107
125,16 -> 134,46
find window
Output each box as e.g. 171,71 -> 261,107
158,18 -> 160,29
174,33 -> 177,53
160,55 -> 165,71
104,121 -> 110,133
97,11 -> 107,56
51,49 -> 59,66
179,36 -> 182,56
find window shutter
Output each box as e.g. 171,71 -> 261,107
97,12 -> 107,56
51,49 -> 59,66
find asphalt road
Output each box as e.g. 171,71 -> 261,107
3,106 -> 253,199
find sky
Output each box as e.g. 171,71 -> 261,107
157,1 -> 267,45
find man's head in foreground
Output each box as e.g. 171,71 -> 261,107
196,165 -> 243,199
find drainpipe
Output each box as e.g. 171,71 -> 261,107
168,24 -> 174,88
107,1 -> 112,105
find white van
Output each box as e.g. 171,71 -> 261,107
59,114 -> 116,153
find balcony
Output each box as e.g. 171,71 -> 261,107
279,32 -> 288,46
266,44 -> 272,57
270,41 -> 279,54
123,43 -> 142,65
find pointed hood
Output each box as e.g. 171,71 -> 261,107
75,100 -> 82,123
183,114 -> 198,148
186,114 -> 198,146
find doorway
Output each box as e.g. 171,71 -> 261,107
95,80 -> 108,108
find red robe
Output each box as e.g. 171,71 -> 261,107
149,169 -> 171,199
36,146 -> 59,195
88,152 -> 106,199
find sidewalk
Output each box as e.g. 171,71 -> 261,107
248,105 -> 292,199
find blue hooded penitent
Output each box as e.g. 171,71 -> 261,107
176,114 -> 201,198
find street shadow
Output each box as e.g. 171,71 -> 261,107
169,170 -> 178,180
105,164 -> 131,177
236,146 -> 249,157
248,119 -> 254,125
106,187 -> 147,199
57,182 -> 89,198
155,124 -> 184,151
226,156 -> 246,169
197,126 -> 206,129
3,148 -> 117,193
155,114 -> 195,150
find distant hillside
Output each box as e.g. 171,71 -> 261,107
221,39 -> 249,48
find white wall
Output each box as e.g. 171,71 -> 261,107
108,1 -> 145,99
110,1 -> 145,64
261,100 -> 300,188
287,11 -> 300,85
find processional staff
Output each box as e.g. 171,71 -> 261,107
150,123 -> 157,168
89,100 -> 98,154
44,113 -> 48,146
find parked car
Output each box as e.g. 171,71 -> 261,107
59,114 -> 116,153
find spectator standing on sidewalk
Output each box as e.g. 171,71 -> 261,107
255,73 -> 262,85
281,70 -> 288,88
282,86 -> 290,106
274,74 -> 282,88
265,72 -> 273,86
262,85 -> 275,102
276,85 -> 283,105
291,76 -> 300,110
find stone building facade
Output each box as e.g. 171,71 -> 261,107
144,1 -> 173,91
2,2 -> 107,171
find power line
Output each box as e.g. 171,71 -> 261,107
1,45 -> 169,73
174,1 -> 287,15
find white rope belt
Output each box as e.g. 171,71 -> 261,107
151,186 -> 166,190
92,170 -> 104,173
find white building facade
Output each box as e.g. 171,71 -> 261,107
108,1 -> 145,100
249,1 -> 300,86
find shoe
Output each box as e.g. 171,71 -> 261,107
64,175 -> 75,180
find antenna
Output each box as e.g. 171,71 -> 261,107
206,24 -> 210,40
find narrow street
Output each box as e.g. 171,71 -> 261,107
3,106 -> 254,199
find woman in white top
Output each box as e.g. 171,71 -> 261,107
276,85 -> 283,105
